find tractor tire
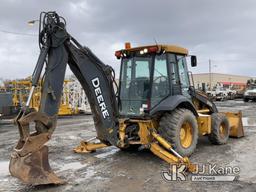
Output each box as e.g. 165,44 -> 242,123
158,108 -> 198,157
208,113 -> 230,145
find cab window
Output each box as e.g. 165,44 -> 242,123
177,55 -> 190,96
151,54 -> 169,107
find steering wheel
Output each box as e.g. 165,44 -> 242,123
129,77 -> 150,98
153,76 -> 168,83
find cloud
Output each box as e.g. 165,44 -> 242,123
0,0 -> 256,79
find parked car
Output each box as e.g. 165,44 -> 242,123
243,86 -> 256,102
226,89 -> 236,100
206,90 -> 216,100
215,88 -> 229,101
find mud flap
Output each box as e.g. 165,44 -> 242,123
9,146 -> 64,185
224,111 -> 244,138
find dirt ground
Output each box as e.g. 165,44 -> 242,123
1,100 -> 256,192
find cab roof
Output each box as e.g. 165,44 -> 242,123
117,44 -> 188,55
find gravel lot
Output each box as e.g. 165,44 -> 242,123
0,100 -> 256,192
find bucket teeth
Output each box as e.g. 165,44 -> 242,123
9,146 -> 64,185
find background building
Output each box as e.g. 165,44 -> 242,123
192,73 -> 254,91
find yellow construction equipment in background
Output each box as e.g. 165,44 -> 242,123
5,79 -> 79,115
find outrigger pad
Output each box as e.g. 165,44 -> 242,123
9,146 -> 65,185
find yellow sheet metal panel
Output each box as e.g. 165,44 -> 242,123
138,121 -> 154,144
197,114 -> 211,135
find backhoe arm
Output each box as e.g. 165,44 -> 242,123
66,39 -> 119,145
10,11 -> 119,185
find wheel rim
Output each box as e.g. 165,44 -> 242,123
179,121 -> 193,148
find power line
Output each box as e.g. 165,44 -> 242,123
0,29 -> 36,37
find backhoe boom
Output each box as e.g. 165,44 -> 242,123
10,11 -> 119,184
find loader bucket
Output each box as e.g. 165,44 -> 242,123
224,111 -> 244,138
9,146 -> 64,185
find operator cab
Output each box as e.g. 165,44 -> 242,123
115,43 -> 197,117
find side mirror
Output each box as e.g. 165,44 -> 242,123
191,55 -> 197,67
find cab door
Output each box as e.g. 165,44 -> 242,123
176,55 -> 190,97
169,53 -> 181,95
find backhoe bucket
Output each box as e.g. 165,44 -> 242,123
224,111 -> 244,138
9,146 -> 64,185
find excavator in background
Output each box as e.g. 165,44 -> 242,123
9,12 -> 244,185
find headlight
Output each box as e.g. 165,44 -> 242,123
244,92 -> 249,96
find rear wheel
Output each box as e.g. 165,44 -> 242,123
158,108 -> 198,157
208,113 -> 230,144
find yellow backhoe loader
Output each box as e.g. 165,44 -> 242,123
9,11 -> 244,185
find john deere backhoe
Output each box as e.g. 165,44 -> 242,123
9,12 -> 244,185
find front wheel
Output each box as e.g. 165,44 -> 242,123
208,113 -> 230,145
158,108 -> 198,157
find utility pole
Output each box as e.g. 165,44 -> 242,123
209,59 -> 211,91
